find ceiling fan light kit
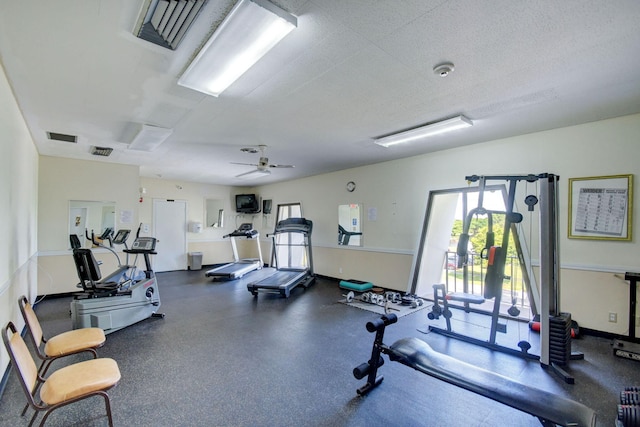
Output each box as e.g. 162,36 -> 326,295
177,0 -> 297,97
232,145 -> 294,179
374,115 -> 473,148
236,169 -> 272,179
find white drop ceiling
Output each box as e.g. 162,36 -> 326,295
1,0 -> 639,186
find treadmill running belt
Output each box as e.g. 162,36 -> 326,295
257,270 -> 303,286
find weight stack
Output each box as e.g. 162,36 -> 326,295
618,387 -> 640,427
621,387 -> 640,405
549,312 -> 572,366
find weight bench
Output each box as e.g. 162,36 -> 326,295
353,314 -> 596,427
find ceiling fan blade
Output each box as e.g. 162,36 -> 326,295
230,162 -> 259,166
269,164 -> 295,168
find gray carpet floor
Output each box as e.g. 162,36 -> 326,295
1,268 -> 638,426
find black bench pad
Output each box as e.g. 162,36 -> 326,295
388,337 -> 596,427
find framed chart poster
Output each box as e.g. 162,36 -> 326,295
568,174 -> 633,240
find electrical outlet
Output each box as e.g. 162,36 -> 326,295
609,312 -> 618,323
339,267 -> 343,274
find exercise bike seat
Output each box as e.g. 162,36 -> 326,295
72,249 -> 121,293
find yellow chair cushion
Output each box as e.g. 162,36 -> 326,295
44,328 -> 105,357
40,358 -> 121,405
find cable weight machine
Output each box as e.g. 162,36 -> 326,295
427,173 -> 582,383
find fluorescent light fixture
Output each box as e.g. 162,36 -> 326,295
374,115 -> 473,148
177,0 -> 297,97
236,169 -> 271,180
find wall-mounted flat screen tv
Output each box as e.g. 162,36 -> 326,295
235,194 -> 260,214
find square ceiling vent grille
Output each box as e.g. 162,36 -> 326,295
91,146 -> 113,157
134,0 -> 207,50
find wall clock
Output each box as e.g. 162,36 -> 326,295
346,181 -> 356,192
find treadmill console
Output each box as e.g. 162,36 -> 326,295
113,229 -> 131,245
225,223 -> 257,238
131,237 -> 156,251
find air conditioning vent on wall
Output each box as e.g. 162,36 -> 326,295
91,146 -> 113,157
134,0 -> 207,50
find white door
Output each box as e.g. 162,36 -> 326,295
152,199 -> 187,272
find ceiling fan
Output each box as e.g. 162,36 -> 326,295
232,145 -> 294,178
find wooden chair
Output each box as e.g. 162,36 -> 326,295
3,322 -> 121,427
19,295 -> 106,377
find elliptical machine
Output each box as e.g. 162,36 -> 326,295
70,224 -> 164,334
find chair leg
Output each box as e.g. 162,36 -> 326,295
101,391 -> 114,427
21,386 -> 39,416
39,359 -> 53,377
35,391 -> 114,427
28,407 -> 39,427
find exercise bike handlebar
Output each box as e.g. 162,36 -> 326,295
85,229 -> 122,266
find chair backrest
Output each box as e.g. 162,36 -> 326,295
3,322 -> 39,402
18,295 -> 45,349
72,248 -> 103,290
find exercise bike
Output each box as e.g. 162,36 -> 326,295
70,225 -> 164,334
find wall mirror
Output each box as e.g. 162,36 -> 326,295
338,203 -> 362,246
69,200 -> 116,248
206,199 -> 225,228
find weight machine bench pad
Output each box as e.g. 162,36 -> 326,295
447,292 -> 485,304
388,337 -> 596,427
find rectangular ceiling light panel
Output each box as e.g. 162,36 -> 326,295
178,0 -> 297,97
129,124 -> 173,152
374,115 -> 473,148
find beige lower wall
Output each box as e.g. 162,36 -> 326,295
188,240 -> 236,266
313,246 -> 414,292
561,268 -> 632,335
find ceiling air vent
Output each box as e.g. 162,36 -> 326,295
91,146 -> 113,157
134,0 -> 207,50
47,132 -> 77,143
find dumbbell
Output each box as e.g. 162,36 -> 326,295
385,292 -> 401,304
342,291 -> 356,303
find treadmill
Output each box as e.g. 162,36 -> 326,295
205,223 -> 263,280
247,218 -> 314,298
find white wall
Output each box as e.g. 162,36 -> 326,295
0,63 -> 39,376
